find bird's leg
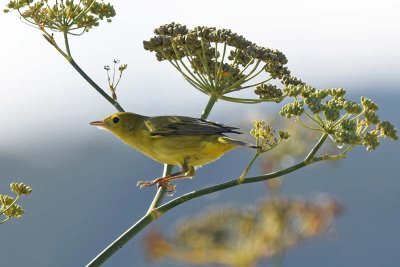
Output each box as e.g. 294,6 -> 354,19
137,162 -> 195,192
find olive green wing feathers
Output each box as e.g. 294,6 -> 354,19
143,116 -> 243,137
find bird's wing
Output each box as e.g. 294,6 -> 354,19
143,116 -> 242,136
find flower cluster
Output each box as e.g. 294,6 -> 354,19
254,83 -> 284,102
104,59 -> 128,101
145,197 -> 341,266
279,84 -> 398,151
0,182 -> 32,224
144,22 -> 301,103
250,120 -> 289,152
4,0 -> 115,35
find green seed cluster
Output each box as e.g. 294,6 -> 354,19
250,120 -> 289,152
4,0 -> 115,34
280,100 -> 304,118
378,121 -> 398,140
254,83 -> 284,102
144,22 -> 293,101
279,84 -> 398,151
10,182 -> 32,195
281,75 -> 305,86
1,182 -> 32,223
334,119 -> 359,145
1,198 -> 24,218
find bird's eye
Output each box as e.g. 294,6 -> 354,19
112,117 -> 120,124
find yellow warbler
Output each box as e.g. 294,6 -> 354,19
90,112 -> 255,191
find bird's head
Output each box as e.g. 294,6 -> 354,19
90,112 -> 142,137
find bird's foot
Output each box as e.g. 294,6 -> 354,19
137,178 -> 176,193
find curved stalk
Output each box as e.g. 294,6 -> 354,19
0,195 -> 20,217
43,30 -> 124,112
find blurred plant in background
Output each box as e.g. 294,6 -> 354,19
145,194 -> 341,267
0,182 -> 32,224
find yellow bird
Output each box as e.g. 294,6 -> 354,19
90,112 -> 256,191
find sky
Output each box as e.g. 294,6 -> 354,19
1,0 -> 400,149
1,1 -> 400,266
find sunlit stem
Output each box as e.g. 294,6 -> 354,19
225,59 -> 261,92
42,30 -> 124,111
295,116 -> 324,132
331,113 -> 350,128
63,31 -> 72,57
170,42 -> 210,89
0,195 -> 20,217
200,37 -> 215,88
305,133 -> 328,163
160,50 -> 205,91
180,46 -> 210,87
238,151 -> 261,182
229,77 -> 274,92
215,42 -> 227,88
0,217 -> 10,224
219,95 -> 265,104
217,48 -> 241,89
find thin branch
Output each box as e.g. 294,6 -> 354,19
305,133 -> 328,163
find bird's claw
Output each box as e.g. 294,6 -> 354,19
137,179 -> 176,193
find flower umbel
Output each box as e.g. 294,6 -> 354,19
250,120 -> 289,153
4,0 -> 115,35
104,59 -> 128,101
1,182 -> 32,224
144,22 -> 302,104
280,85 -> 398,153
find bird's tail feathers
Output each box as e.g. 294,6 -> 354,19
225,138 -> 259,149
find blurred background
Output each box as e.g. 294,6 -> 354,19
1,0 -> 399,266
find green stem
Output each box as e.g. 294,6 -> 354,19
238,151 -> 261,182
146,164 -> 174,213
219,95 -> 265,104
63,31 -> 72,57
85,212 -> 154,267
201,94 -> 218,119
69,59 -> 124,112
0,217 -> 10,224
305,133 -> 328,163
42,30 -> 124,112
0,195 -> 20,217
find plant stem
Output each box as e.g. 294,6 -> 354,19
238,151 -> 261,182
146,164 -> 174,213
63,31 -> 72,57
201,94 -> 218,119
305,133 -> 328,163
44,31 -> 124,112
68,59 -> 124,112
0,195 -> 20,217
85,156 -> 325,267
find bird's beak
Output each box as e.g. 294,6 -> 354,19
89,121 -> 106,127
